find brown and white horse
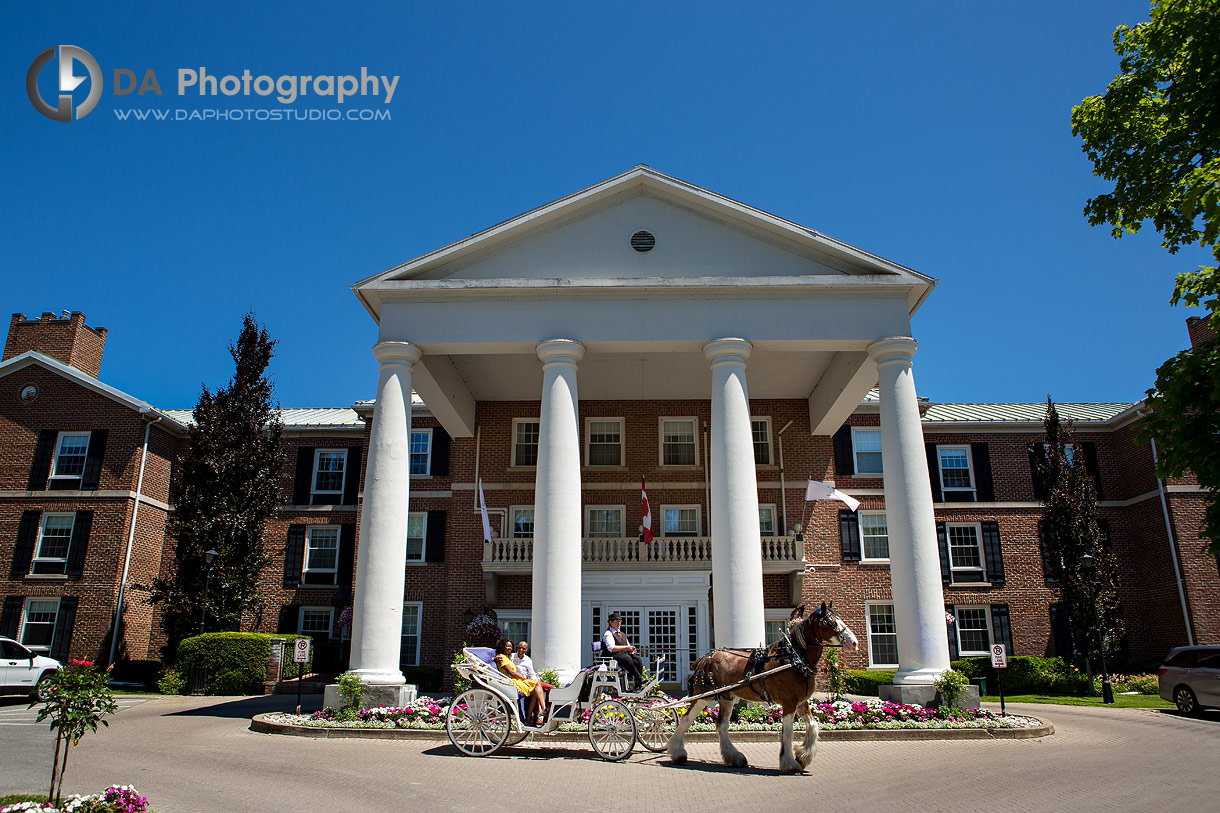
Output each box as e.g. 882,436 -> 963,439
668,602 -> 858,774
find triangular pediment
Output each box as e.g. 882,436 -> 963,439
354,167 -> 935,317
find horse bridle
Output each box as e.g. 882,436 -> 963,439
807,603 -> 849,648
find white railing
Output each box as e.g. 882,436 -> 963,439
484,536 -> 803,570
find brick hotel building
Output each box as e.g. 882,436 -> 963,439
1,169 -> 1216,690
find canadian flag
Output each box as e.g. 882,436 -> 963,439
641,477 -> 653,544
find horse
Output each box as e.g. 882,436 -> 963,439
667,601 -> 859,774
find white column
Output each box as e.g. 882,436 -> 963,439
531,339 -> 584,682
349,341 -> 421,686
868,337 -> 951,685
704,338 -> 766,648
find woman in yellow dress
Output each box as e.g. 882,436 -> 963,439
495,637 -> 548,725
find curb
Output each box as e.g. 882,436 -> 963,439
249,713 -> 1054,742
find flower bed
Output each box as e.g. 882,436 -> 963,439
265,696 -> 1040,731
1,785 -> 151,813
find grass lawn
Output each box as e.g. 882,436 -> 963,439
982,693 -> 1173,709
1,794 -> 48,805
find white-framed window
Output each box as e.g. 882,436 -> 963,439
312,449 -> 347,496
865,602 -> 899,668
409,429 -> 432,476
954,605 -> 993,656
764,609 -> 791,644
751,418 -> 772,465
406,513 -> 427,562
947,523 -> 985,582
512,419 -> 540,467
401,602 -> 422,666
1043,442 -> 1076,466
303,526 -> 339,584
661,505 -> 701,537
33,513 -> 75,575
937,445 -> 975,498
586,505 -> 625,537
20,598 -> 59,653
585,418 -> 625,467
852,428 -> 883,475
758,504 -> 777,536
50,432 -> 90,480
510,506 -> 534,539
859,511 -> 890,561
497,611 -> 530,648
659,418 -> 698,466
299,606 -> 334,638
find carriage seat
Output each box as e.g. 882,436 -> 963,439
591,641 -> 619,669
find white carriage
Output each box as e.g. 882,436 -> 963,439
446,647 -> 678,761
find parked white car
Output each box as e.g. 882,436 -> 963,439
1,636 -> 62,696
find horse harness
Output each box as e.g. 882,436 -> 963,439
690,616 -> 829,705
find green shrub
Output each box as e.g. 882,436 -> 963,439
1113,673 -> 1159,694
451,647 -> 471,695
538,668 -> 560,688
845,670 -> 896,696
934,669 -> 969,709
336,671 -> 364,710
175,632 -> 312,696
156,667 -> 186,695
823,649 -> 848,701
950,655 -> 1098,696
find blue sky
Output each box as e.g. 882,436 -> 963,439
2,1 -> 1208,411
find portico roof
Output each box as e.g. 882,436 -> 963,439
352,168 -> 940,439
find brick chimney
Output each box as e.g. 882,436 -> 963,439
3,311 -> 108,378
1186,316 -> 1216,349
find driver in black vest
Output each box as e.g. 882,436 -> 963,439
602,612 -> 645,690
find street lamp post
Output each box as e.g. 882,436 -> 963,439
1079,553 -> 1115,705
200,549 -> 219,635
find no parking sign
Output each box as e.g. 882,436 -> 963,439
294,638 -> 311,663
990,644 -> 1007,668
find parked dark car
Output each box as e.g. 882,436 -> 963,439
1159,645 -> 1220,715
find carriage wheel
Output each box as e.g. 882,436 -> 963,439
588,699 -> 637,761
446,689 -> 512,756
629,702 -> 678,752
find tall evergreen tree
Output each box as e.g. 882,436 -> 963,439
1038,399 -> 1124,679
152,313 -> 285,646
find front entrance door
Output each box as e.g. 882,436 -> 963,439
596,604 -> 685,684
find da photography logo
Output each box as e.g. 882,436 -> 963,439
27,45 -> 102,122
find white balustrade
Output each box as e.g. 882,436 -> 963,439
483,536 -> 801,571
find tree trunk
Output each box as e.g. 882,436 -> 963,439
48,731 -> 61,801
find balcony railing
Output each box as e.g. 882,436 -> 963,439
483,536 -> 804,572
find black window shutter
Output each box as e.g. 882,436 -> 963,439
278,605 -> 299,634
284,525 -> 306,587
1097,518 -> 1112,549
1081,442 -> 1104,500
1038,520 -> 1058,583
66,511 -> 92,579
936,521 -> 951,584
430,428 -> 451,476
1028,444 -> 1047,500
425,510 -> 446,562
839,509 -> 861,561
293,447 -> 315,506
29,430 -> 57,490
81,429 -> 107,490
990,603 -> 1014,655
980,521 -> 1005,585
342,446 -> 363,505
12,511 -> 40,579
832,426 -> 854,475
1,596 -> 23,638
926,444 -> 943,503
971,443 -> 995,502
1049,602 -> 1074,656
50,596 -> 78,661
338,524 -> 356,588
945,604 -> 959,660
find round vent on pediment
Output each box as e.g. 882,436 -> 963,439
21,385 -> 38,404
630,230 -> 656,253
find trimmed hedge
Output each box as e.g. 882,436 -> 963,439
845,670 -> 896,696
175,632 -> 313,695
950,655 -> 1092,696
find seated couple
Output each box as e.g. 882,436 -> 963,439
494,638 -> 553,725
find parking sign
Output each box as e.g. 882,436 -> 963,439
990,643 -> 1007,668
293,638 -> 311,663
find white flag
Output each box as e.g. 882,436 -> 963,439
805,479 -> 861,512
641,477 -> 652,544
478,478 -> 493,543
